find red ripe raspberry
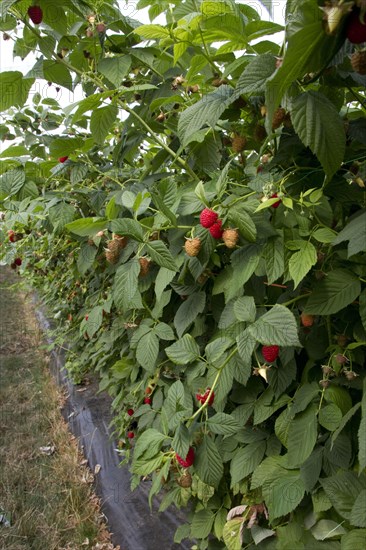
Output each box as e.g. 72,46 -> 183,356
85,314 -> 89,321
144,397 -> 152,405
176,447 -> 195,468
262,345 -> 279,362
200,208 -> 218,228
14,257 -> 22,266
28,6 -> 43,24
270,193 -> 281,208
196,388 -> 214,406
209,219 -> 223,239
346,9 -> 366,44
127,408 -> 134,416
127,431 -> 135,439
58,156 -> 69,163
7,230 -> 15,242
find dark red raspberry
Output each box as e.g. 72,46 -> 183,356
196,388 -> 214,406
346,9 -> 366,44
28,6 -> 43,24
262,345 -> 279,362
209,220 -> 223,239
14,257 -> 22,266
127,408 -> 134,416
127,431 -> 135,439
144,397 -> 152,405
270,193 -> 281,208
200,208 -> 218,228
58,156 -> 69,163
176,447 -> 195,468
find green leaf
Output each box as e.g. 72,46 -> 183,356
236,329 -> 256,366
332,211 -> 366,258
228,206 -> 257,242
288,240 -> 317,288
145,240 -> 177,271
98,55 -> 131,87
206,413 -> 240,436
230,440 -> 266,486
312,227 -> 338,244
90,105 -> 118,144
49,137 -> 84,157
174,291 -> 206,338
134,24 -> 170,39
171,423 -> 190,460
154,322 -> 175,341
77,244 -> 97,276
49,202 -> 75,232
190,509 -> 215,539
262,236 -> 285,284
248,304 -> 301,347
205,337 -> 233,364
110,218 -> 145,241
265,17 -> 342,135
321,471 -> 366,522
155,267 -> 176,301
113,260 -> 141,311
311,520 -> 346,541
341,530 -> 366,550
331,402 -> 361,448
0,145 -> 28,158
43,60 -> 72,91
359,377 -> 366,471
0,169 -> 25,199
291,91 -> 346,180
287,404 -> 318,467
195,435 -> 224,488
292,382 -> 320,415
304,269 -> 361,315
133,428 -> 166,461
70,164 -> 88,185
319,403 -> 343,432
136,331 -> 159,372
66,217 -> 107,236
165,334 -> 200,365
351,490 -> 366,528
0,72 -> 34,110
233,296 -> 256,323
300,447 -> 323,492
236,53 -> 276,93
223,518 -> 243,550
178,86 -> 236,146
263,468 -> 305,521
85,306 -> 103,338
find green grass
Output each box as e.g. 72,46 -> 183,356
0,269 -> 116,550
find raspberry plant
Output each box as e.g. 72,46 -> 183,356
0,0 -> 366,548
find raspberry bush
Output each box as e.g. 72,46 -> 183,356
1,0 -> 366,548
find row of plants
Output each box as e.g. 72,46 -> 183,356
0,0 -> 366,548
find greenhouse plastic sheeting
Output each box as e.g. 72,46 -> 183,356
34,306 -> 191,550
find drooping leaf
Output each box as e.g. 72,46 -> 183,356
0,72 -> 34,110
287,404 -> 318,467
195,435 -> 224,488
90,105 -> 118,144
98,55 -> 131,87
248,304 -> 301,347
304,269 -> 361,315
291,91 -> 346,179
332,211 -> 366,258
174,291 -> 206,338
165,334 -> 200,365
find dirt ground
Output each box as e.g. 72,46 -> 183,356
0,267 -> 119,550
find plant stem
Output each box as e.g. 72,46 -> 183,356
187,348 -> 238,425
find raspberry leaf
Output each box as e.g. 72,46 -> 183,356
248,304 -> 301,347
